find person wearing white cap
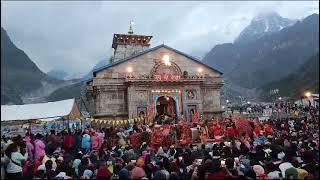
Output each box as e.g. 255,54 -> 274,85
157,146 -> 165,157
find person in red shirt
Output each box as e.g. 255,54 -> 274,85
63,131 -> 74,152
283,120 -> 289,132
34,156 -> 44,176
47,130 -> 59,155
263,122 -> 273,135
254,121 -> 262,137
212,120 -> 223,140
192,109 -> 200,124
226,119 -> 236,141
179,113 -> 186,124
96,161 -> 112,180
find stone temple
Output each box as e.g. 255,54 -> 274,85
86,24 -> 224,124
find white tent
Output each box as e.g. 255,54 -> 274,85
1,98 -> 82,122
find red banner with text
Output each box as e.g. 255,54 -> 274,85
154,74 -> 181,81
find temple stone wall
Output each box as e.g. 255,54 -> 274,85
94,86 -> 128,119
127,86 -> 150,118
113,44 -> 149,62
201,87 -> 222,119
202,88 -> 221,110
182,85 -> 202,113
96,47 -> 221,79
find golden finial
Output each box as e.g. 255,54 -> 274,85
128,20 -> 134,34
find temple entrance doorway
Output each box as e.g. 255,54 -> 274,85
155,95 -> 177,124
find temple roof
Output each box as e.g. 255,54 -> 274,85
93,44 -> 223,77
112,33 -> 153,49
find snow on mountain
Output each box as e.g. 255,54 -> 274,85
47,69 -> 68,80
83,58 -> 111,80
47,69 -> 87,80
234,12 -> 296,44
64,71 -> 88,80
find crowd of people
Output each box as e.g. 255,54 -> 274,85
1,103 -> 319,180
233,101 -> 319,118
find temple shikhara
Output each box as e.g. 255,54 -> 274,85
86,23 -> 224,124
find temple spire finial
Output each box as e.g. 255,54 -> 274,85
128,20 -> 134,34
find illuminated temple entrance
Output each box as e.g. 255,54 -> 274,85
155,95 -> 177,124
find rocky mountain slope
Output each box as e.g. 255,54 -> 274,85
261,53 -> 319,100
234,12 -> 296,45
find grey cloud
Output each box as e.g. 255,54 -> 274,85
1,1 -> 318,75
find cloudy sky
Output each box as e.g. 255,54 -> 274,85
1,1 -> 318,76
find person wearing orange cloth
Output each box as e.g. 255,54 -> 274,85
180,125 -> 192,145
200,125 -> 209,144
212,120 -> 224,140
226,119 -> 236,141
192,109 -> 199,124
254,120 -> 262,137
263,122 -> 273,135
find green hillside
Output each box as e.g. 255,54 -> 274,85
261,53 -> 319,100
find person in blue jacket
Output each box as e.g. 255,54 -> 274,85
81,129 -> 91,154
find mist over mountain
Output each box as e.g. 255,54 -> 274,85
47,69 -> 68,80
83,58 -> 111,80
203,13 -> 319,101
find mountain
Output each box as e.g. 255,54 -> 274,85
1,27 -> 81,104
203,13 -> 319,100
47,69 -> 68,80
1,27 -> 62,104
45,79 -> 93,113
83,58 -> 111,79
43,58 -> 109,105
45,58 -> 111,104
235,12 -> 295,45
66,72 -> 88,80
202,43 -> 239,76
261,53 -> 319,100
46,81 -> 86,102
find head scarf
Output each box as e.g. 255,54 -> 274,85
285,167 -> 298,179
96,165 -> 112,179
136,157 -> 145,167
83,169 -> 93,178
297,168 -> 308,180
119,168 -> 130,180
131,167 -> 146,180
253,165 -> 265,177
